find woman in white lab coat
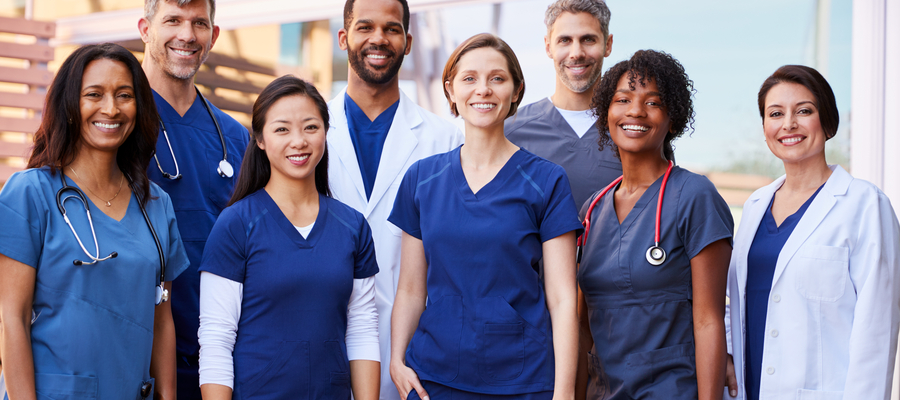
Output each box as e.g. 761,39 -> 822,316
724,65 -> 900,400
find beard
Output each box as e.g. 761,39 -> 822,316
348,45 -> 405,85
149,39 -> 208,81
557,59 -> 603,94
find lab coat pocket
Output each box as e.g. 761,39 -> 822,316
794,245 -> 849,302
34,373 -> 98,400
796,388 -> 843,400
408,295 -> 462,382
239,341 -> 310,399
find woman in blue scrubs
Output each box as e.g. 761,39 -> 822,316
577,50 -> 734,400
389,33 -> 583,400
197,75 -> 380,400
0,43 -> 189,400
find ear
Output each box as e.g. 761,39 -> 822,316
444,80 -> 456,104
544,35 -> 552,59
514,85 -> 523,103
210,25 -> 221,50
138,18 -> 151,43
604,34 -> 613,58
404,33 -> 413,56
338,28 -> 349,51
256,137 -> 266,151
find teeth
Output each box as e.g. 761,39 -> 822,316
94,122 -> 120,129
569,66 -> 586,71
367,54 -> 387,59
288,155 -> 310,161
472,103 -> 495,110
780,137 -> 804,144
622,124 -> 649,132
173,49 -> 195,56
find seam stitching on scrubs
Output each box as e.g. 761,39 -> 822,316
246,208 -> 269,236
517,166 -> 545,198
328,209 -> 355,232
34,281 -> 152,333
417,162 -> 451,188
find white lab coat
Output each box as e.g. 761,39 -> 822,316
725,165 -> 900,400
327,89 -> 463,400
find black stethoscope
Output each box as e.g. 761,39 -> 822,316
154,87 -> 234,180
577,160 -> 674,266
56,172 -> 169,305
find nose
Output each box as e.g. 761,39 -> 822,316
100,93 -> 119,117
625,99 -> 646,118
782,114 -> 797,131
370,28 -> 388,46
570,41 -> 586,59
290,132 -> 308,148
176,21 -> 196,43
475,79 -> 492,97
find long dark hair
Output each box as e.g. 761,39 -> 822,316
28,43 -> 159,205
229,75 -> 331,205
758,65 -> 838,140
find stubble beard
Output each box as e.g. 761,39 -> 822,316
558,59 -> 603,94
348,46 -> 405,86
149,39 -> 208,81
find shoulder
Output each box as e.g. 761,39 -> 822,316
505,99 -> 552,134
325,196 -> 367,228
671,166 -> 718,194
3,168 -> 54,191
517,148 -> 567,178
413,149 -> 455,172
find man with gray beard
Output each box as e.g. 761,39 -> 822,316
139,1 -> 249,398
506,0 -> 620,209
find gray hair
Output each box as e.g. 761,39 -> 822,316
544,0 -> 611,37
144,0 -> 216,24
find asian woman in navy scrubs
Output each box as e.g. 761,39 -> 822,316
389,33 -> 583,400
197,76 -> 380,400
577,50 -> 734,400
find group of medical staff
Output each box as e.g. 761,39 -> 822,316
0,0 -> 899,399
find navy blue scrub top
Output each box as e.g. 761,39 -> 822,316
148,90 -> 249,359
744,185 -> 822,400
505,98 -> 622,209
389,147 -> 583,395
577,167 -> 734,399
0,168 -> 189,400
200,190 -> 378,400
345,92 -> 399,199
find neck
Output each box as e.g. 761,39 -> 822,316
143,59 -> 197,116
459,123 -> 518,167
345,70 -> 401,121
67,147 -> 122,184
782,155 -> 832,192
264,173 -> 320,212
550,81 -> 594,111
619,151 -> 669,192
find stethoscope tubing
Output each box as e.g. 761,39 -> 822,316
56,172 -> 168,304
154,86 -> 231,180
577,160 -> 675,265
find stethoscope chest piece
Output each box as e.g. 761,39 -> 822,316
156,284 -> 169,305
646,245 -> 666,266
217,159 -> 234,178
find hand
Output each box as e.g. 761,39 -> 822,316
725,354 -> 738,398
390,361 -> 428,400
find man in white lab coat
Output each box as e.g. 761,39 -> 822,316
328,0 -> 463,398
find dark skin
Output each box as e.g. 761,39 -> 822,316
576,75 -> 729,400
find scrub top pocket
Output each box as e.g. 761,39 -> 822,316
623,343 -> 696,399
408,295 -> 463,382
793,245 -> 849,302
34,373 -> 98,400
480,323 -> 526,381
237,341 -> 310,400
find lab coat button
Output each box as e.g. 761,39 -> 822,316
771,329 -> 779,337
772,294 -> 781,302
766,367 -> 775,375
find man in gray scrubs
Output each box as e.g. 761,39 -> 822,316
506,0 -> 619,209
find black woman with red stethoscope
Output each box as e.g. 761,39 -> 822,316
575,50 -> 734,400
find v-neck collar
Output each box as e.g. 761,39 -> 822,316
763,184 -> 824,233
152,89 -> 206,124
61,173 -> 136,225
259,190 -> 328,249
540,98 -> 595,141
451,146 -> 525,202
608,167 -> 672,235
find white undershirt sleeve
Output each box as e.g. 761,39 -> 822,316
345,276 -> 380,362
198,271 -> 243,389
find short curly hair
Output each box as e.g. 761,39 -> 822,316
591,49 -> 695,160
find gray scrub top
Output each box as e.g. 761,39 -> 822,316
506,98 -> 622,209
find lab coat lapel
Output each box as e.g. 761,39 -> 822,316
328,90 -> 367,202
365,91 -> 421,216
771,165 -> 849,288
734,180 -> 780,298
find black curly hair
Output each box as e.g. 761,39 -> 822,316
591,49 -> 695,161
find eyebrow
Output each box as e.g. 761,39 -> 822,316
270,117 -> 321,124
161,13 -> 210,23
82,84 -> 134,91
460,69 -> 508,75
354,19 -> 403,29
766,100 -> 816,109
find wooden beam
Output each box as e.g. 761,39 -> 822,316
0,164 -> 22,184
0,141 -> 31,158
202,93 -> 253,115
0,42 -> 54,63
0,117 -> 41,134
205,53 -> 275,76
195,71 -> 265,94
0,17 -> 56,39
0,92 -> 45,110
0,66 -> 54,87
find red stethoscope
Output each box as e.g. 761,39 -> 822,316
576,160 -> 674,266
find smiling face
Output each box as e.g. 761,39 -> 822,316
445,47 -> 521,132
339,0 -> 411,86
257,95 -> 326,185
763,82 -> 827,166
606,73 -> 671,157
79,58 -> 137,155
546,11 -> 612,94
139,0 -> 219,81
